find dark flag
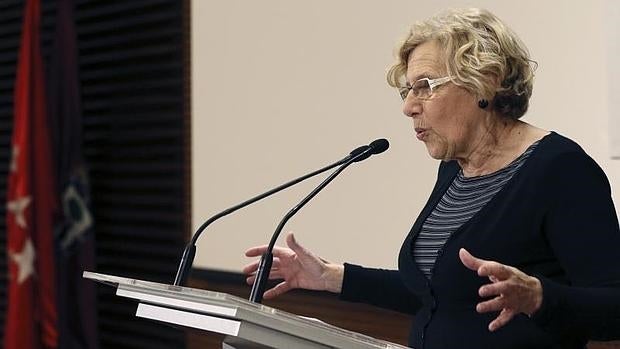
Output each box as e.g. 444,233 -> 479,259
5,0 -> 59,348
46,0 -> 98,348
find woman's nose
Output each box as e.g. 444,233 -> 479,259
403,97 -> 421,118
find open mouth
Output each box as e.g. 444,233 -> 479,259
415,128 -> 427,140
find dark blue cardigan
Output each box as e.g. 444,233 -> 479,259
341,132 -> 620,349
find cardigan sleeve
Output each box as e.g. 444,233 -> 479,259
339,263 -> 422,315
532,150 -> 620,340
337,161 -> 447,315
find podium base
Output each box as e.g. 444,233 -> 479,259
82,271 -> 409,349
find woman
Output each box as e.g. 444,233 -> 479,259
244,8 -> 620,349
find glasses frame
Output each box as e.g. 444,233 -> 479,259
398,76 -> 452,101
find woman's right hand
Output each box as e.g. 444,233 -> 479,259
243,233 -> 344,300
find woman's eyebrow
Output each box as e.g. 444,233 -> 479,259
406,72 -> 434,85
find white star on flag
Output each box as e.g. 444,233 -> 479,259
10,146 -> 19,173
10,238 -> 36,284
7,196 -> 31,229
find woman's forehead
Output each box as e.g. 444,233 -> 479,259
406,42 -> 444,81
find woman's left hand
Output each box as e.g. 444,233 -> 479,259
459,248 -> 543,332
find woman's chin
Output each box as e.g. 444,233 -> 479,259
425,145 -> 446,160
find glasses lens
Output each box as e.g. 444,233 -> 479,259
412,79 -> 431,98
398,87 -> 410,100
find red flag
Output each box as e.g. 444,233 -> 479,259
5,0 -> 59,348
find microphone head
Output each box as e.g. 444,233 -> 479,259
369,138 -> 389,155
349,145 -> 370,157
349,145 -> 372,163
348,139 -> 389,163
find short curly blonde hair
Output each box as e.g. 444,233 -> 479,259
387,8 -> 536,119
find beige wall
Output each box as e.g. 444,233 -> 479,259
191,0 -> 620,272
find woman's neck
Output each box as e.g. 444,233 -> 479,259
457,118 -> 535,177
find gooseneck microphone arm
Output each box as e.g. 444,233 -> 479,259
172,145 -> 371,286
249,138 -> 389,303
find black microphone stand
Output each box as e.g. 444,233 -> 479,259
248,147 -> 373,303
172,147 -> 369,286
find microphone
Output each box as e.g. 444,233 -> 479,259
248,138 -> 389,303
172,141 -> 374,286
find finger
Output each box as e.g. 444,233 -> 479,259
286,233 -> 305,255
263,270 -> 286,280
489,308 -> 515,332
242,260 -> 261,274
263,281 -> 292,299
242,257 -> 284,276
247,245 -> 291,258
459,248 -> 486,271
477,262 -> 512,280
479,280 -> 511,298
244,245 -> 269,257
244,269 -> 285,285
287,233 -> 326,266
246,275 -> 255,285
476,296 -> 506,313
271,246 -> 295,259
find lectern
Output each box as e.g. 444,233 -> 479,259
83,272 -> 410,349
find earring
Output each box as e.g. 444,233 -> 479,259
478,99 -> 489,109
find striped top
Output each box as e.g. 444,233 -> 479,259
413,141 -> 540,279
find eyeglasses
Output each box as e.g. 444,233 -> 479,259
398,76 -> 452,100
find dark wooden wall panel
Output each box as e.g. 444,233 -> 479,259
187,270 -> 412,349
0,1 -> 190,348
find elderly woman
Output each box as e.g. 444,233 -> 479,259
244,8 -> 620,349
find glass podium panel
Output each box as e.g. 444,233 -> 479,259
84,271 -> 411,349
